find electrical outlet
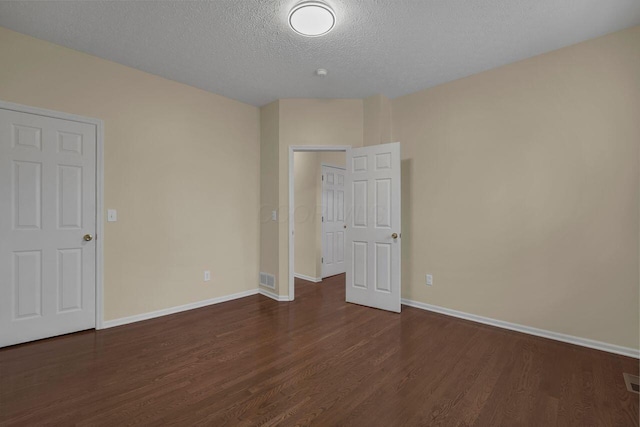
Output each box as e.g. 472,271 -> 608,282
426,274 -> 433,286
271,210 -> 277,221
204,270 -> 211,282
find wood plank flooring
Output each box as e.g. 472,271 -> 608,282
1,274 -> 638,426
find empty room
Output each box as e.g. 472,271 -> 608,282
0,1 -> 638,425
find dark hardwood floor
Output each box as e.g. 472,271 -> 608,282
1,274 -> 638,426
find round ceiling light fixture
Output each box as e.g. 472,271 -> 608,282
288,1 -> 336,37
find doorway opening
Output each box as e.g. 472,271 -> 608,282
288,146 -> 350,300
289,142 -> 402,312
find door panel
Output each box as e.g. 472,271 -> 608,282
58,165 -> 83,229
13,250 -> 42,319
345,142 -> 401,313
58,248 -> 83,312
13,161 -> 42,229
322,165 -> 346,278
0,108 -> 96,347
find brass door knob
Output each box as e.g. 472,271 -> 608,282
391,233 -> 398,239
83,234 -> 93,242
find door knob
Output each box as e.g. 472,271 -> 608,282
83,234 -> 93,242
391,233 -> 398,239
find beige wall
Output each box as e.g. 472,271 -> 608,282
391,26 -> 640,349
320,152 -> 347,169
259,101 -> 280,289
364,94 -> 393,146
278,99 -> 363,296
0,27 -> 260,321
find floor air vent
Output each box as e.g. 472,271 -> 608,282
260,272 -> 276,289
623,373 -> 639,393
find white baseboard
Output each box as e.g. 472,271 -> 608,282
401,298 -> 640,359
294,273 -> 322,283
101,289 -> 259,329
259,288 -> 291,302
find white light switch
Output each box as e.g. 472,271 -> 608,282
107,209 -> 117,222
204,270 -> 211,282
426,274 -> 433,286
271,210 -> 277,221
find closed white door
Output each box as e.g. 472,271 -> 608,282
345,142 -> 401,312
322,165 -> 346,278
0,107 -> 96,347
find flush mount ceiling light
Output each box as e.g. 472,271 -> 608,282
288,1 -> 336,37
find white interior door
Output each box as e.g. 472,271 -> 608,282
345,142 -> 401,312
322,165 -> 346,278
0,107 -> 97,347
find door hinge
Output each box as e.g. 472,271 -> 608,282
322,257 -> 324,263
322,216 -> 324,222
322,175 -> 324,181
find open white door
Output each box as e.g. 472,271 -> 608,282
345,142 -> 401,313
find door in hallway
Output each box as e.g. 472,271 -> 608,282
322,164 -> 346,278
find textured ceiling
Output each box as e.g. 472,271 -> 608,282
0,0 -> 639,106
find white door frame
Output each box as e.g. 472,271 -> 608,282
320,163 -> 346,279
0,100 -> 105,329
288,145 -> 351,301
